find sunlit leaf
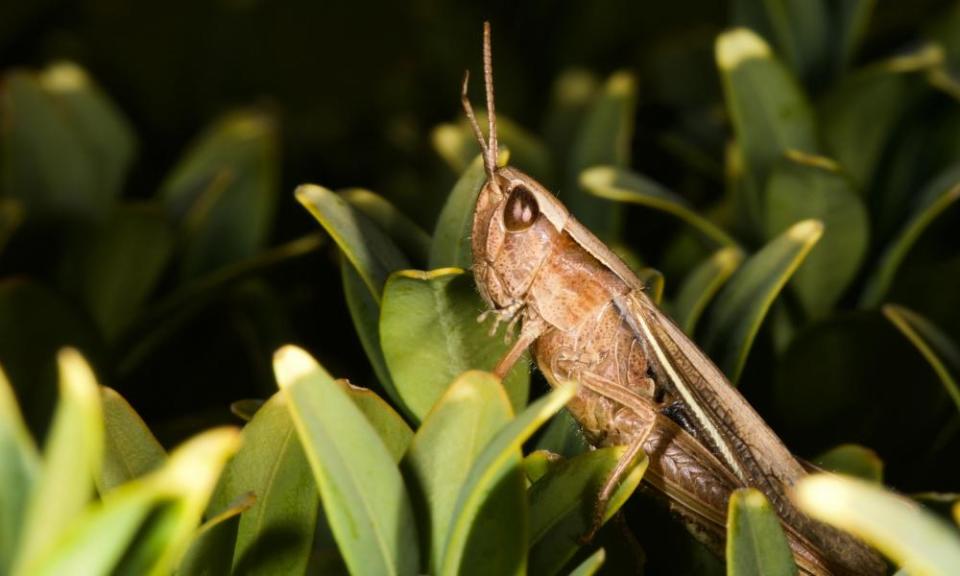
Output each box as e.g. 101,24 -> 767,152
177,492 -> 255,576
273,346 -> 419,576
27,428 -> 241,576
523,450 -> 562,484
343,381 -> 413,462
528,446 -> 646,576
209,392 -> 316,576
296,183 -> 409,298
0,366 -> 39,574
672,247 -> 744,333
380,268 -> 529,421
297,183 -> 409,406
568,548 -> 606,576
701,220 -> 823,382
441,382 -> 577,575
794,474 -> 960,575
402,371 -> 513,573
727,488 -> 797,576
343,188 -> 431,266
15,349 -> 103,574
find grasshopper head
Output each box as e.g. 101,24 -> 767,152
463,23 -> 568,312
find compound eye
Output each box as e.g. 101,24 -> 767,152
503,185 -> 539,231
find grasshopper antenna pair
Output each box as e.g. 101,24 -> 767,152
461,22 -> 500,184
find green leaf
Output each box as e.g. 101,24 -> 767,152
26,428 -> 241,576
0,65 -> 131,221
535,410 -> 591,458
831,0 -> 875,71
160,110 -> 279,278
441,381 -> 577,576
523,450 -> 562,484
637,267 -> 665,306
343,381 -> 413,462
380,268 -> 529,421
764,151 -> 869,318
343,188 -> 432,266
672,247 -> 744,333
701,219 -> 823,382
229,399 -> 263,422
62,205 -> 174,341
727,488 -> 797,576
341,261 -> 400,404
273,346 -> 420,576
402,370 -> 513,573
209,392 -> 317,576
0,366 -> 39,574
581,166 -> 740,249
794,474 -> 960,575
38,62 -> 136,204
98,387 -> 166,493
813,444 -> 883,483
430,153 -> 507,270
565,72 -> 636,239
716,28 -> 817,235
773,312 -> 952,467
544,69 -> 600,171
883,304 -> 960,415
177,492 -> 255,576
432,116 -> 551,184
732,0 -> 833,81
568,548 -> 606,576
861,171 -> 960,307
819,45 -> 943,193
528,446 -> 647,576
297,183 -> 409,403
14,349 -> 103,574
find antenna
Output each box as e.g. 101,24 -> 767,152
460,21 -> 499,181
482,22 -> 498,176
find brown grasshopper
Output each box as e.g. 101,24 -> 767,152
463,22 -> 885,575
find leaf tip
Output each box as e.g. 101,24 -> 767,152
716,28 -> 771,70
57,347 -> 99,401
605,71 -> 636,97
579,165 -> 616,189
273,345 -> 319,389
787,219 -> 824,243
39,61 -> 90,92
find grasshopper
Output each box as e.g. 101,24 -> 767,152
464,22 -> 885,575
